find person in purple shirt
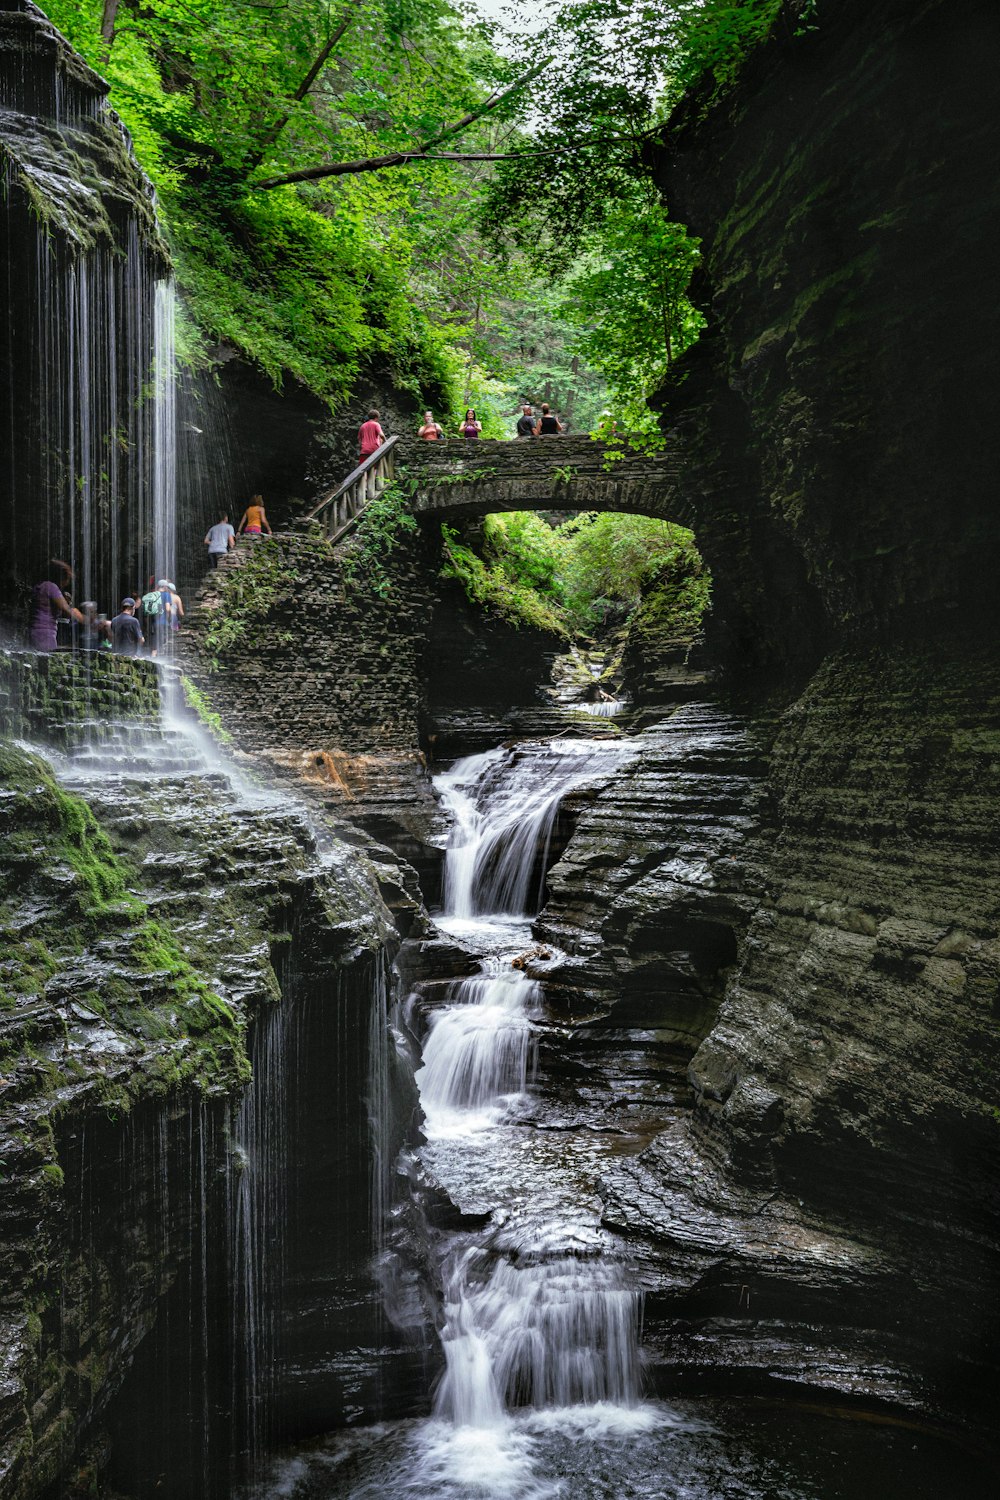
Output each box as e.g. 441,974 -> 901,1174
29,561 -> 83,651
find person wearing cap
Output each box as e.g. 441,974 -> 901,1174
159,578 -> 184,643
141,577 -> 171,658
110,598 -> 144,655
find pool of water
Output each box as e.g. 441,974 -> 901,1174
253,1397 -> 994,1499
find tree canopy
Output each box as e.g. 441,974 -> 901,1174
41,0 -> 816,458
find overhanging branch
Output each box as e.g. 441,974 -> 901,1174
252,56 -> 551,190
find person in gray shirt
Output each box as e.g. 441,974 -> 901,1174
204,514 -> 236,568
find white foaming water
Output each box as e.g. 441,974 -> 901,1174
415,960 -> 541,1135
152,280 -> 178,590
436,740 -> 634,918
435,1234 -> 643,1419
400,739 -> 654,1495
577,698 -> 624,717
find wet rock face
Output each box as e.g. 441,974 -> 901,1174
0,649 -> 160,741
0,654 -> 407,1496
569,0 -> 1000,1432
514,684 -> 1000,1429
652,0 -> 1000,680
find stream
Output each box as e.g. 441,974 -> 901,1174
253,734 -> 989,1500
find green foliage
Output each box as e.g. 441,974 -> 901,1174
341,481 -> 419,598
202,542 -> 298,666
440,509 -> 710,640
440,523 -> 570,638
478,2 -> 818,435
560,514 -> 711,633
41,0 -> 553,411
628,544 -> 713,644
565,194 -> 704,440
180,675 -> 232,744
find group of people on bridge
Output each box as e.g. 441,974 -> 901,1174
358,401 -> 566,460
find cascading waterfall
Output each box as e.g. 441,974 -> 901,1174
416,964 -> 540,1131
578,698 -> 624,718
395,738 -> 652,1492
437,741 -> 634,919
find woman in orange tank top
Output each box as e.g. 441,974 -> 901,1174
238,496 -> 272,537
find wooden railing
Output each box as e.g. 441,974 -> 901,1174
301,434 -> 400,542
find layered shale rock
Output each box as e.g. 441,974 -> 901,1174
0,655 -> 407,1498
583,0 -> 1000,1433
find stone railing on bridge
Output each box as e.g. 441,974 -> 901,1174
400,434 -> 689,525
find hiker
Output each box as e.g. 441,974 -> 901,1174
359,409 -> 386,461
535,403 -> 564,436
204,513 -> 236,568
515,404 -> 536,438
460,408 -> 482,439
159,579 -> 184,642
29,561 -> 83,652
140,579 -> 170,658
238,496 -> 272,538
110,598 -> 144,655
418,410 -> 445,441
76,601 -> 110,651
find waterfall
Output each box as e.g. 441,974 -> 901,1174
392,737 -> 651,1492
152,280 -> 178,591
437,741 -> 633,919
415,963 -> 540,1133
578,698 -> 625,718
1,3 -> 175,638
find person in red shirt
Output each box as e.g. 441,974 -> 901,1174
358,409 -> 385,461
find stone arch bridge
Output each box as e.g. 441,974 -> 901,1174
304,434 -> 691,541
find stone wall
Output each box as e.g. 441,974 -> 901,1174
0,648 -> 160,743
182,531 -> 434,757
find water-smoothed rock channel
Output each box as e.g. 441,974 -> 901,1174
255,714 -> 998,1500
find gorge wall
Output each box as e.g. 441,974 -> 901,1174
4,0 -> 1000,1491
0,654 -> 418,1499
578,0 -> 1000,1433
176,0 -> 1000,1437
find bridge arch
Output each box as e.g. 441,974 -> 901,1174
400,435 -> 693,528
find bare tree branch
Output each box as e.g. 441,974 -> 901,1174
253,57 -> 551,190
253,0 -> 366,157
101,0 -> 121,53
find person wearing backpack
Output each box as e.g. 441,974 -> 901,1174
140,580 -> 170,658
